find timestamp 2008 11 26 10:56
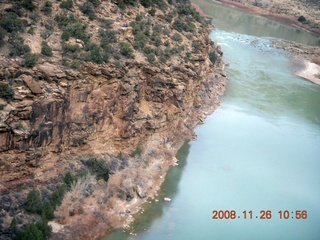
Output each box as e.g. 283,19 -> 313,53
212,210 -> 308,220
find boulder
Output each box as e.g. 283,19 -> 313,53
22,75 -> 42,94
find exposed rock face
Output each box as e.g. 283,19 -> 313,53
0,50 -> 225,181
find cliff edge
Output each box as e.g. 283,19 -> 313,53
0,0 -> 226,239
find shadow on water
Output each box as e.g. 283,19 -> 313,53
101,142 -> 191,240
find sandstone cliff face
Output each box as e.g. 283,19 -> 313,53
0,43 -> 225,182
0,0 -> 226,238
0,0 -> 225,185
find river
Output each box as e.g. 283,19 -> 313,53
102,1 -> 320,239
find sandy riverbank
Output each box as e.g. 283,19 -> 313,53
296,60 -> 320,85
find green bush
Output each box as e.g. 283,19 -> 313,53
83,158 -> 109,182
16,223 -> 44,240
147,53 -> 156,64
143,46 -> 154,54
41,202 -> 54,220
63,172 -> 74,186
29,12 -> 40,24
41,41 -> 53,56
50,185 -> 66,208
209,50 -> 218,64
27,26 -> 35,35
80,1 -> 96,20
40,29 -> 53,39
118,0 -> 125,9
41,1 -> 52,15
98,18 -> 113,29
16,220 -> 52,240
119,42 -> 134,58
153,24 -> 162,35
131,143 -> 143,157
89,45 -> 103,64
159,53 -> 168,63
140,0 -> 151,8
130,20 -> 150,35
25,189 -> 42,214
298,15 -> 306,22
0,83 -> 14,102
54,13 -> 77,28
21,0 -> 37,11
148,8 -> 156,16
15,123 -> 24,130
133,32 -> 148,50
0,12 -> 24,33
192,41 -> 202,51
23,53 -> 39,68
0,27 -> 6,47
173,18 -> 195,33
88,0 -> 101,7
65,22 -> 90,44
62,43 -> 81,57
164,13 -> 174,23
171,32 -> 182,43
9,217 -> 17,231
152,35 -> 162,47
98,29 -> 117,43
177,4 -> 202,23
35,219 -> 52,239
61,31 -> 70,41
60,0 -> 73,10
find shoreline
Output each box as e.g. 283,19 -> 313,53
195,0 -> 320,85
295,60 -> 320,85
214,0 -> 320,37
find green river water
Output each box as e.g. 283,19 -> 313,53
103,1 -> 320,239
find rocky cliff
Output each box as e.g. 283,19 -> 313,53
0,0 -> 226,239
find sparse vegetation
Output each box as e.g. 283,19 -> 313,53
192,41 -> 202,51
298,15 -> 306,22
0,83 -> 14,101
14,123 -> 24,130
80,1 -> 96,20
41,41 -> 53,56
147,53 -> 156,63
82,158 -> 109,181
25,189 -> 42,214
119,42 -> 134,58
173,18 -> 195,33
0,12 -> 24,33
209,50 -> 218,65
131,143 -> 143,157
60,0 -> 73,10
21,0 -> 37,11
171,32 -> 183,43
0,27 -> 6,46
23,53 -> 39,68
41,1 -> 53,15
16,220 -> 52,240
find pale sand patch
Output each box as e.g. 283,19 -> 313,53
295,60 -> 320,85
49,221 -> 64,233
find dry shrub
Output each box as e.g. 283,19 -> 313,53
55,173 -> 96,221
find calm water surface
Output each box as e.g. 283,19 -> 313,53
103,1 -> 320,239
